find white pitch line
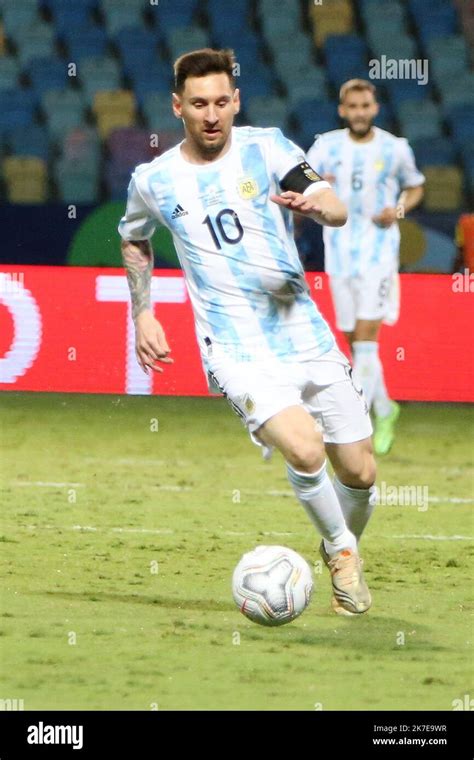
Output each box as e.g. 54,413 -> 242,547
8,480 -> 473,505
10,481 -> 85,488
389,534 -> 473,541
21,525 -> 474,541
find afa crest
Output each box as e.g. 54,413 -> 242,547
237,178 -> 259,200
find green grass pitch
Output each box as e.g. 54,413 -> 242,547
0,393 -> 473,711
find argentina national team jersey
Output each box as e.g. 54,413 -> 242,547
306,127 -> 425,277
119,126 -> 335,369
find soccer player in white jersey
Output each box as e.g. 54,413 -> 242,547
119,50 -> 377,616
307,79 -> 425,455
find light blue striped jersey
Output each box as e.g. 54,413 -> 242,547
306,127 -> 425,277
119,126 -> 335,366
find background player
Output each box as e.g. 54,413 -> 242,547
119,49 -> 377,616
307,79 -> 425,455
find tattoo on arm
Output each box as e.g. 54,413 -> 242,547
122,240 -> 153,321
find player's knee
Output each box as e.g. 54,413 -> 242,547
338,453 -> 376,489
284,434 -> 325,473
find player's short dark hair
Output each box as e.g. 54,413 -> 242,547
339,79 -> 377,103
174,48 -> 236,94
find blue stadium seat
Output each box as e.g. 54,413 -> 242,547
272,44 -> 315,83
438,72 -> 474,109
79,56 -> 122,105
261,13 -> 300,42
130,66 -> 174,105
447,105 -> 474,149
291,100 -> 339,149
267,30 -> 313,63
151,1 -> 198,31
259,0 -> 301,24
6,18 -> 54,46
143,93 -> 180,132
246,96 -> 289,130
0,90 -> 36,134
385,79 -> 430,109
63,26 -> 108,60
411,137 -> 457,167
52,5 -> 92,36
0,57 -> 19,92
426,35 -> 468,65
42,89 -> 87,139
414,7 -> 458,46
28,58 -> 69,99
1,6 -> 39,40
115,26 -> 160,68
208,0 -> 249,31
361,0 -> 405,20
238,65 -> 275,103
6,125 -> 49,160
367,31 -> 417,60
284,68 -> 328,106
103,6 -> 146,37
166,26 -> 210,61
43,0 -> 98,11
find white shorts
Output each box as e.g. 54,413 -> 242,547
329,266 -> 400,332
206,345 -> 372,447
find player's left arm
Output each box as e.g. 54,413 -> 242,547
268,130 -> 347,227
373,138 -> 425,228
271,186 -> 348,227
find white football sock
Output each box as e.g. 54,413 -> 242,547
286,460 -> 356,554
333,476 -> 377,543
373,367 -> 393,418
352,340 -> 380,408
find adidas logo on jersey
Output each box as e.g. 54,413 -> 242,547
171,204 -> 189,219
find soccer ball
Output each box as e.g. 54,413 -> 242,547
232,545 -> 313,626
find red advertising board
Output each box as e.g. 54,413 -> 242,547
0,266 -> 472,401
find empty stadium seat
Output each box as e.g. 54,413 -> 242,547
42,89 -> 86,138
422,166 -> 463,211
54,155 -> 100,203
62,26 -> 108,60
143,93 -> 180,132
398,100 -> 443,142
28,57 -> 69,98
412,137 -> 457,167
246,96 -> 289,130
166,26 -> 210,61
93,90 -> 136,138
0,90 -> 36,133
60,127 -> 101,163
107,127 -> 157,168
102,5 -> 145,37
0,57 -> 19,92
7,125 -> 49,160
3,156 -> 48,203
308,0 -> 354,46
80,55 -> 122,104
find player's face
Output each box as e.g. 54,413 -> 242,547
173,73 -> 240,159
338,91 -> 379,137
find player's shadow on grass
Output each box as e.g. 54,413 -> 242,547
44,590 -> 235,612
245,617 -> 449,654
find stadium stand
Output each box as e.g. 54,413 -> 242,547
0,0 -> 471,224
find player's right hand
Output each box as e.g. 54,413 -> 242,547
134,310 -> 173,374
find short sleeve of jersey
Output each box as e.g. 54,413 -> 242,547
397,138 -> 425,189
305,135 -> 326,176
118,174 -> 158,241
268,128 -> 307,181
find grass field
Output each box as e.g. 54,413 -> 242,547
0,393 -> 473,711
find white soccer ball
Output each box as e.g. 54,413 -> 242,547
232,545 -> 314,626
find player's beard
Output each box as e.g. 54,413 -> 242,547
195,130 -> 229,159
347,120 -> 373,138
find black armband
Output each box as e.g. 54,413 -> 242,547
280,161 -> 324,194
